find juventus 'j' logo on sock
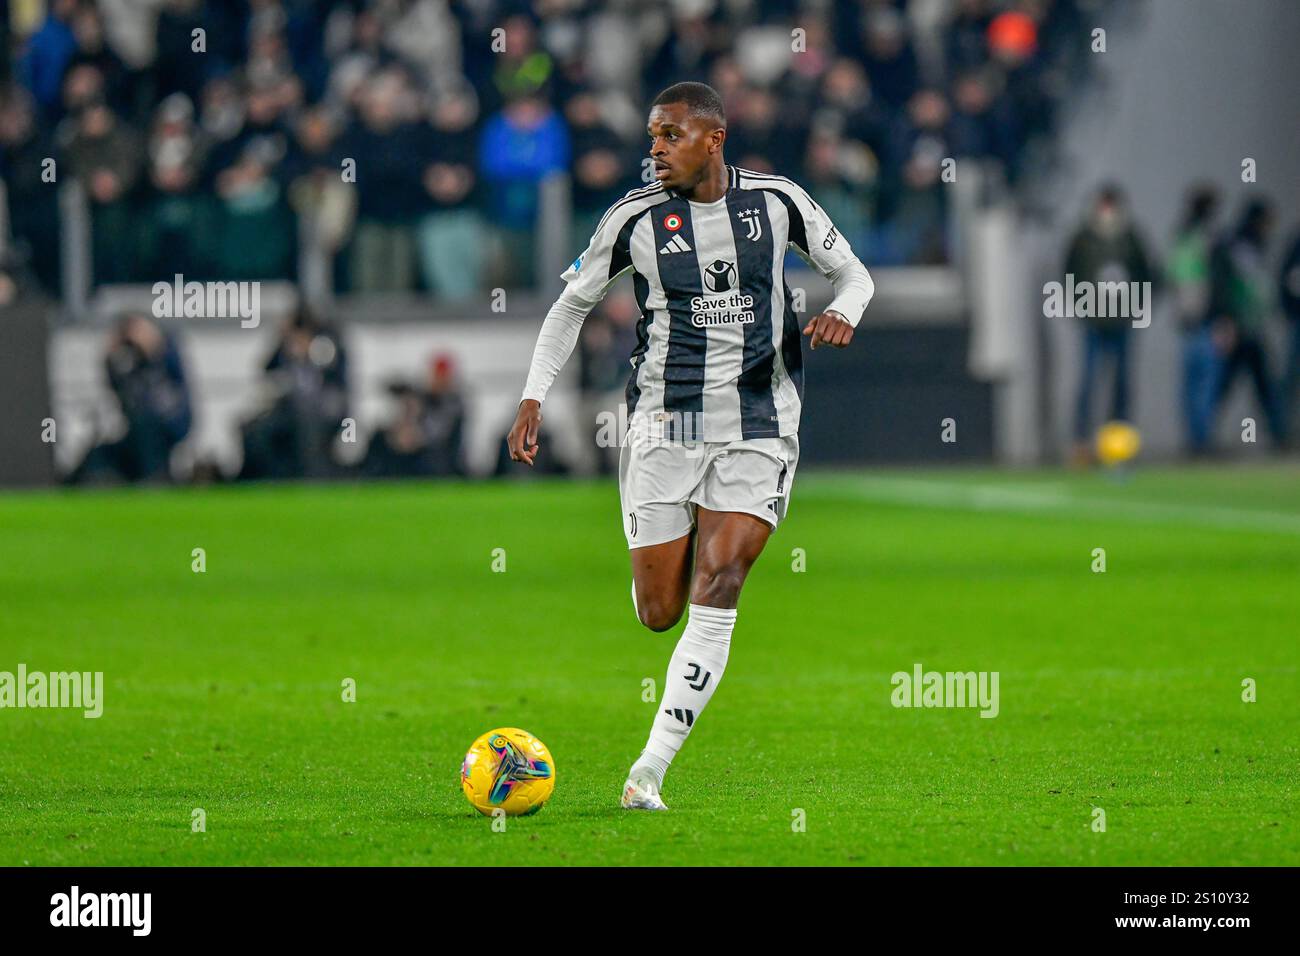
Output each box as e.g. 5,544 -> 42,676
684,662 -> 711,691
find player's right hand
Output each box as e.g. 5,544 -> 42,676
508,399 -> 543,466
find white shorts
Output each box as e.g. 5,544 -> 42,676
617,428 -> 800,549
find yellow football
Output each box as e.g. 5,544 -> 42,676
1096,420 -> 1141,467
460,727 -> 555,817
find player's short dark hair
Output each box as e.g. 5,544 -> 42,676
651,82 -> 726,128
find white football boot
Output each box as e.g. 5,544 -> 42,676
621,774 -> 668,811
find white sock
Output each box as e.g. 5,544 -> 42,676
630,603 -> 736,789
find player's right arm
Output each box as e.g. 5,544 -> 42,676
508,192 -> 641,465
508,284 -> 595,466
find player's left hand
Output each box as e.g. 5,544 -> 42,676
802,310 -> 854,350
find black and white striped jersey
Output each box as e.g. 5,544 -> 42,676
525,164 -> 874,443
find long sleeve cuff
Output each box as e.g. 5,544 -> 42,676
824,258 -> 875,328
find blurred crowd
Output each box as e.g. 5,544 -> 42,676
2,0 -> 1097,298
1065,185 -> 1300,462
67,303 -> 476,484
68,180 -> 1300,487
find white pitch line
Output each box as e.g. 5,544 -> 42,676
810,477 -> 1300,536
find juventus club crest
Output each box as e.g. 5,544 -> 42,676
737,207 -> 763,241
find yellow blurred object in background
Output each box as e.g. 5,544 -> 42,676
1096,421 -> 1142,467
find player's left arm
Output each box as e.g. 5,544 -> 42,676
785,183 -> 875,349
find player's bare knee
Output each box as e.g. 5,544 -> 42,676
638,599 -> 683,632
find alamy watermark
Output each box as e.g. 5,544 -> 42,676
1043,273 -> 1151,328
50,886 -> 150,936
596,404 -> 708,456
891,663 -> 999,718
152,273 -> 260,328
0,664 -> 103,718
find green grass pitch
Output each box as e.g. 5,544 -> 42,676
1,465 -> 1297,866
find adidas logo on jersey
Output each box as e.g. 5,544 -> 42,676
659,235 -> 692,255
